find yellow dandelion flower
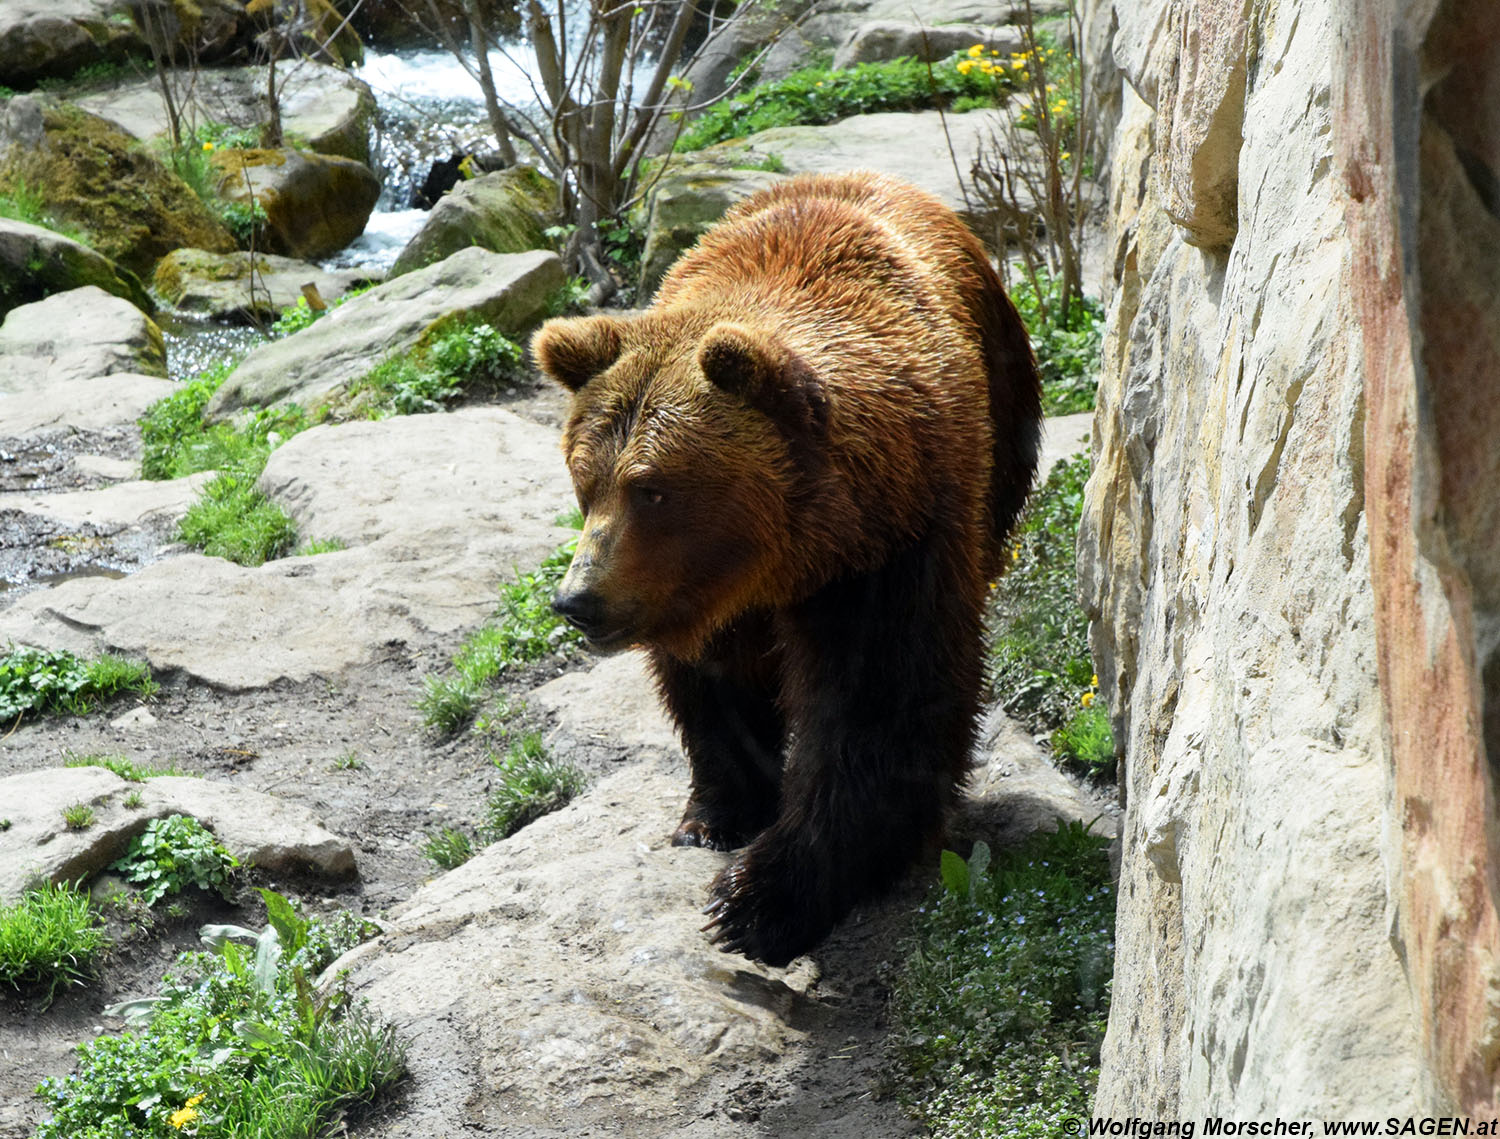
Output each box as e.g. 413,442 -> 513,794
968,43 -> 985,57
1046,82 -> 1057,92
1021,71 -> 1030,81
957,60 -> 975,74
1081,691 -> 1096,707
1091,675 -> 1099,687
1061,150 -> 1072,161
169,1095 -> 206,1129
201,141 -> 214,152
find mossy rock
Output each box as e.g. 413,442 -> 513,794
388,165 -> 558,278
152,247 -> 378,321
210,146 -> 380,260
0,216 -> 153,319
0,100 -> 235,278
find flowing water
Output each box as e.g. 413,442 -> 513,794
165,43 -> 517,377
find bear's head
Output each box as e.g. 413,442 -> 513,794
531,310 -> 829,661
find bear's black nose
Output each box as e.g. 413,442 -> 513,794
551,588 -> 609,639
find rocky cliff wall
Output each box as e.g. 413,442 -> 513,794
1082,0 -> 1499,1115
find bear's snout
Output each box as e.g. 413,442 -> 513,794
551,586 -> 616,644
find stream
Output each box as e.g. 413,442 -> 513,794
165,43 -> 526,380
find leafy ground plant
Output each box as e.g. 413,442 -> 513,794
482,733 -> 587,841
0,646 -> 158,724
33,890 -> 402,1139
888,821 -> 1114,1138
0,882 -> 109,1003
677,55 -> 1006,150
110,815 -> 240,906
988,453 -> 1114,770
347,318 -> 525,417
419,514 -> 585,738
1011,269 -> 1104,415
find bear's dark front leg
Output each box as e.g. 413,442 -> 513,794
703,533 -> 983,965
650,611 -> 785,852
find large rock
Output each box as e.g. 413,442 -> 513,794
0,408 -> 576,689
0,766 -> 356,905
0,0 -> 249,89
152,249 -> 378,322
0,98 -> 235,277
204,247 -> 564,416
1080,0 -> 1499,1116
0,286 -> 165,389
77,62 -> 379,165
0,216 -> 152,318
211,147 -> 382,261
389,165 -> 557,278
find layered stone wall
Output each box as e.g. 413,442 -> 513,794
1081,0 -> 1499,1114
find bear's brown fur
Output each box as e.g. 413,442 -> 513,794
531,171 -> 1042,965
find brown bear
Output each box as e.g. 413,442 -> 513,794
531,171 -> 1042,966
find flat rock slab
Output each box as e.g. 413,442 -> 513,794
0,286 -> 165,390
11,471 -> 214,530
332,645 -> 1113,1137
0,766 -> 356,904
0,408 -> 575,689
0,374 -> 175,434
331,754 -> 822,1137
206,247 -> 565,417
710,108 -> 1021,230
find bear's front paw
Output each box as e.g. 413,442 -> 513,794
670,797 -> 772,852
701,846 -> 833,967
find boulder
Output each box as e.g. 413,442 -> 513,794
0,1 -> 138,90
0,767 -> 356,905
0,286 -> 165,390
831,21 -> 1025,68
0,216 -> 153,318
211,147 -> 382,261
76,62 -> 379,165
203,247 -> 564,416
0,408 -> 577,689
636,160 -> 787,298
0,1 -> 250,89
0,98 -> 235,277
388,165 -> 557,278
152,249 -> 379,322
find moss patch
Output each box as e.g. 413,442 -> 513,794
0,103 -> 234,277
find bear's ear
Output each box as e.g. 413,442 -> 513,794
697,323 -> 828,435
531,315 -> 624,392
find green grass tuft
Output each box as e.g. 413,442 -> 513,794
0,883 -> 109,1003
63,754 -> 195,781
888,821 -> 1114,1138
482,733 -> 586,841
422,827 -> 476,870
418,520 -> 585,737
176,471 -> 299,567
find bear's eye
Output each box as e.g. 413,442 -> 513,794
632,485 -> 666,508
